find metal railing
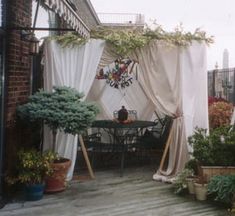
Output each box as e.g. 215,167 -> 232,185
97,13 -> 145,26
208,68 -> 235,104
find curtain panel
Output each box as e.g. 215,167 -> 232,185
43,39 -> 105,180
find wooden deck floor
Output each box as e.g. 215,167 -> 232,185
0,167 -> 229,216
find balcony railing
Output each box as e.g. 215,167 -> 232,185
98,13 -> 145,27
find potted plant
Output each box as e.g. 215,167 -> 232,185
184,159 -> 199,194
173,168 -> 194,195
6,149 -> 57,201
188,126 -> 235,182
17,86 -> 99,192
208,175 -> 235,208
194,175 -> 208,201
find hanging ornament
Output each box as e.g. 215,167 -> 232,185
96,59 -> 138,89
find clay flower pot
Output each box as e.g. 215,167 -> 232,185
45,158 -> 71,193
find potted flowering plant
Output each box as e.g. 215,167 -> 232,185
6,149 -> 57,201
17,86 -> 99,192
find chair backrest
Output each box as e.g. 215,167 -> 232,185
144,115 -> 172,147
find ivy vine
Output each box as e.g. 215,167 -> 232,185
47,24 -> 214,57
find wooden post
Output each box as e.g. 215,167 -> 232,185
159,125 -> 173,171
78,134 -> 95,179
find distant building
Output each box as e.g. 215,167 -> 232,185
223,49 -> 229,69
208,67 -> 235,103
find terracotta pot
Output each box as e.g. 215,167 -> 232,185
194,182 -> 207,201
45,158 -> 71,193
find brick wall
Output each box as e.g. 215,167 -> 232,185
6,0 -> 32,126
4,0 -> 33,173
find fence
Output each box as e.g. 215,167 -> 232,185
208,68 -> 235,105
97,13 -> 145,26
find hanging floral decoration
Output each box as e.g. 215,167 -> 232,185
96,59 -> 137,89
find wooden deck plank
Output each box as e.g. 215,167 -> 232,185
0,167 -> 229,216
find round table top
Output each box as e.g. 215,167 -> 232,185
92,120 -> 156,129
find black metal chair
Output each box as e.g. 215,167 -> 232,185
81,129 -> 126,170
136,115 -> 173,162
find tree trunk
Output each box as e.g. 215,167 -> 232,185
52,130 -> 57,152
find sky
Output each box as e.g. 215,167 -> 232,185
90,0 -> 235,70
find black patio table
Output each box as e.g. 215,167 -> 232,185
91,120 -> 156,176
92,120 -> 156,129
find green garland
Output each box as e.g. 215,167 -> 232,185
47,25 -> 214,57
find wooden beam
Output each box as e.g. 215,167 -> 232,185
78,134 -> 95,179
159,124 -> 173,171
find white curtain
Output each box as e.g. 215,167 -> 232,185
130,40 -> 208,181
43,39 -> 105,180
181,42 -> 209,139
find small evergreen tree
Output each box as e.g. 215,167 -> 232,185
17,86 -> 99,152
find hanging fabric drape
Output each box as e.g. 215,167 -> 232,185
130,40 -> 208,181
43,39 -> 105,180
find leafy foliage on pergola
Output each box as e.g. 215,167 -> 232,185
48,24 -> 214,57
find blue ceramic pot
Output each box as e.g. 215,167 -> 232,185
24,183 -> 45,201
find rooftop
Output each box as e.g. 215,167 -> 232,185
98,13 -> 145,27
